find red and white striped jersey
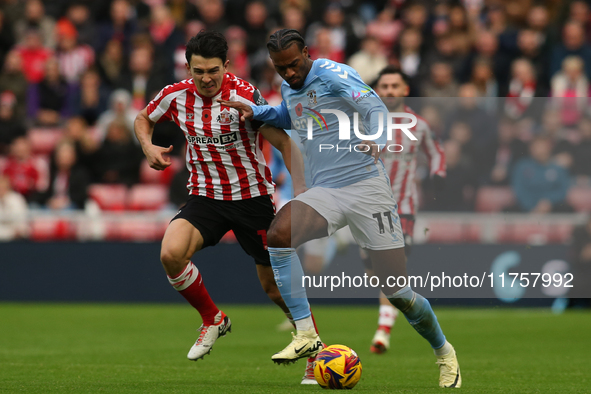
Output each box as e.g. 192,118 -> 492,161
382,105 -> 446,215
147,73 -> 275,201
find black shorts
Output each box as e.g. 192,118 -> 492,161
172,194 -> 275,266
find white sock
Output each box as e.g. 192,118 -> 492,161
295,315 -> 314,332
434,341 -> 452,357
378,304 -> 398,328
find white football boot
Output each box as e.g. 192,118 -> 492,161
272,327 -> 323,364
436,343 -> 462,388
187,311 -> 231,360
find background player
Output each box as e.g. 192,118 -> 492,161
366,66 -> 446,354
134,30 -> 318,384
220,29 -> 461,388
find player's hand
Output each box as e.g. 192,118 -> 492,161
144,144 -> 173,171
358,140 -> 382,164
217,99 -> 253,121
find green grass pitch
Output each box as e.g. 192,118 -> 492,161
1,303 -> 589,393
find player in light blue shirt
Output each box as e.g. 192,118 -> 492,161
219,29 -> 461,388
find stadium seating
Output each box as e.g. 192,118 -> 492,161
27,128 -> 64,155
567,186 -> 591,212
29,217 -> 77,241
88,184 -> 128,211
423,221 -> 481,243
127,184 -> 169,210
475,186 -> 516,212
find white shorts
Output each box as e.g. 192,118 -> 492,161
294,176 -> 405,250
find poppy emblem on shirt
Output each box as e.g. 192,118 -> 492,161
295,103 -> 303,117
202,109 -> 212,123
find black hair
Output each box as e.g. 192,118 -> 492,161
185,30 -> 228,64
375,66 -> 411,87
266,29 -> 306,52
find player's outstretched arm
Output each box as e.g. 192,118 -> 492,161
134,108 -> 173,171
218,99 -> 292,130
259,124 -> 307,196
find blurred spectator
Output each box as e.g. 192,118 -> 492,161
516,29 -> 549,91
572,117 -> 591,180
149,4 -> 184,79
32,57 -> 70,126
97,38 -> 127,88
510,136 -> 572,213
64,2 -> 96,47
550,21 -> 591,79
504,58 -> 542,120
93,119 -> 143,185
309,27 -> 344,63
470,58 -> 498,112
422,61 -> 459,99
63,116 -> 98,172
96,0 -> 136,56
483,117 -> 528,185
568,0 -> 591,42
0,50 -> 27,119
243,1 -> 275,56
96,89 -> 138,143
551,56 -> 589,127
37,139 -> 89,210
196,0 -> 228,32
445,83 -> 497,151
394,28 -> 423,80
306,3 -> 362,60
281,5 -> 306,33
0,173 -> 28,240
0,9 -> 15,69
403,3 -> 428,34
426,139 -> 476,211
0,0 -> 25,24
15,28 -> 52,83
2,136 -> 40,202
116,43 -> 171,110
225,26 -> 250,80
14,0 -> 55,49
73,68 -> 109,126
167,0 -> 199,27
348,36 -> 388,84
0,90 -> 25,153
55,18 -> 95,85
365,7 -> 403,57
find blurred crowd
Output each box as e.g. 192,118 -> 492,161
1,0 -> 591,240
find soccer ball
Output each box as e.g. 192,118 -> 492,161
314,344 -> 362,389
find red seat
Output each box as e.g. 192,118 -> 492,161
117,219 -> 161,241
475,186 -> 516,212
29,218 -> 76,241
88,184 -> 128,211
567,187 -> 591,212
27,128 -> 64,155
127,184 -> 169,210
139,157 -> 182,185
496,223 -> 552,244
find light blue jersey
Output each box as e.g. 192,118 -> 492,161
251,59 -> 390,189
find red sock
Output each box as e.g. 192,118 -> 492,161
378,324 -> 392,334
168,262 -> 219,325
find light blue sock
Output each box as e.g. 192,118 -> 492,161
269,247 -> 311,321
387,286 -> 446,349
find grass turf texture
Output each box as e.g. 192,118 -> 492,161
1,304 -> 589,393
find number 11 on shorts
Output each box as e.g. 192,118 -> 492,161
372,212 -> 394,234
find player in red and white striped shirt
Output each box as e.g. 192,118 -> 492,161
364,66 -> 446,354
134,31 -> 309,375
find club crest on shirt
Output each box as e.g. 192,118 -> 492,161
216,108 -> 235,125
307,89 -> 317,106
187,113 -> 194,120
